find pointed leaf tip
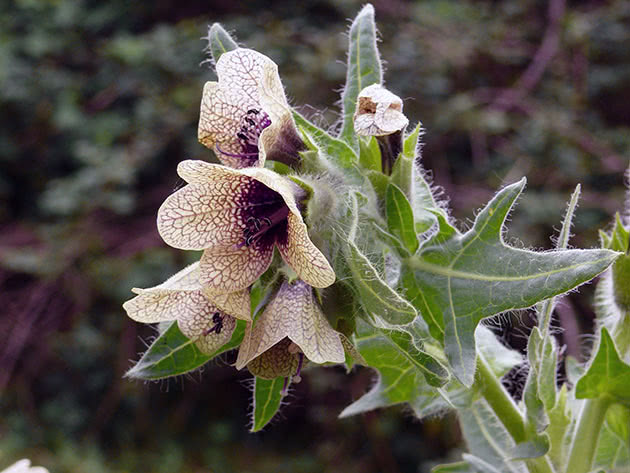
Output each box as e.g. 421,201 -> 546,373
207,23 -> 238,63
340,2 -> 382,149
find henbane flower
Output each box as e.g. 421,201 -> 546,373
122,262 -> 250,354
199,48 -> 305,169
235,279 -> 345,379
157,160 -> 335,293
353,83 -> 408,136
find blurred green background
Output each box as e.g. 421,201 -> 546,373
1,0 -> 629,471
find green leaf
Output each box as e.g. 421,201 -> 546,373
388,329 -> 449,387
593,418 -> 630,471
459,399 -> 528,472
386,183 -> 419,254
405,178 -> 619,386
594,403 -> 630,471
608,214 -> 630,311
403,122 -> 423,157
524,185 -> 579,432
358,136 -> 381,172
126,320 -> 245,380
546,385 -> 571,469
339,320 -> 439,417
345,239 -> 417,326
576,327 -> 630,404
391,123 -> 441,233
342,325 -> 515,419
522,328 -> 553,433
431,462 -> 474,473
251,376 -> 285,432
340,4 -> 383,150
206,23 -> 238,64
462,455 -> 503,473
293,112 -> 358,169
366,169 -> 389,202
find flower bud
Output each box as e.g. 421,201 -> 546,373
353,84 -> 408,174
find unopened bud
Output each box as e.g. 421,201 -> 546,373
354,84 -> 408,137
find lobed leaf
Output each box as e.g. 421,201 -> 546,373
340,4 -> 382,150
251,376 -> 285,432
126,320 -> 245,380
405,178 -> 619,386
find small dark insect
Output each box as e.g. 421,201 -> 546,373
204,312 -> 224,336
212,312 -> 224,334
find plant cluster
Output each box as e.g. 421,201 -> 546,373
124,5 -> 630,472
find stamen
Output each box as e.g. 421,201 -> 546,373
214,109 -> 271,163
242,206 -> 290,247
293,353 -> 304,384
281,376 -> 289,396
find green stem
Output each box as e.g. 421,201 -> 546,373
475,354 -> 555,473
476,354 -> 527,442
564,397 -> 611,473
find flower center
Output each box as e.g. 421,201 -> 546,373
242,205 -> 290,247
216,108 -> 271,163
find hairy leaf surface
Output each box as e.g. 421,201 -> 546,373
405,178 -> 618,386
340,4 -> 382,150
126,320 -> 245,380
251,376 -> 285,432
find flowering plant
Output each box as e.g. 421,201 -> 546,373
123,5 -> 630,472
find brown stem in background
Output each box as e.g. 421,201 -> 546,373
491,0 -> 567,112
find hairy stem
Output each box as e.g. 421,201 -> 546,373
564,397 -> 611,473
476,353 -> 526,442
475,354 -> 555,473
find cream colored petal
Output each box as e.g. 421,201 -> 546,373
199,244 -> 273,294
157,183 -> 243,250
199,49 -> 286,169
131,262 -> 202,293
235,280 -> 344,368
157,161 -> 260,251
176,295 -> 236,355
281,281 -> 344,364
247,338 -> 300,379
176,158 -> 241,186
216,48 -> 274,109
277,212 -> 335,288
376,103 -> 408,133
258,61 -> 291,124
203,287 -> 252,321
124,289 -> 207,324
353,114 -> 379,136
198,81 -> 246,157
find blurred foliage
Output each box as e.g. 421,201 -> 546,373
0,0 -> 629,471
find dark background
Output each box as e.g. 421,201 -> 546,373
1,0 -> 629,471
